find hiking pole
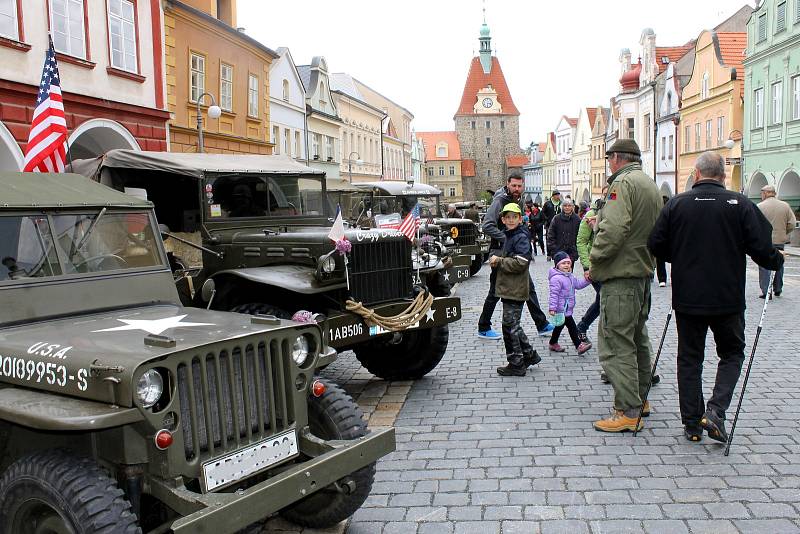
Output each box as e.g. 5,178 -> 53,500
633,308 -> 673,437
724,276 -> 774,456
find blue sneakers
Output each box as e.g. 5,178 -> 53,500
538,323 -> 555,336
478,329 -> 502,340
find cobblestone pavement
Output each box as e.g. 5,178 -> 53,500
267,253 -> 800,534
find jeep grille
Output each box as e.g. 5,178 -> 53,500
450,221 -> 477,247
348,240 -> 412,304
176,339 -> 294,461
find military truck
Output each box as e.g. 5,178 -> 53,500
351,181 -> 486,277
0,172 -> 394,533
70,151 -> 462,381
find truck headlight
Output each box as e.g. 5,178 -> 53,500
292,336 -> 310,366
320,256 -> 336,274
137,369 -> 164,408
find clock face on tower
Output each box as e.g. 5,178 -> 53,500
482,98 -> 493,108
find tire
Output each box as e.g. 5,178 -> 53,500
280,379 -> 374,528
469,255 -> 483,276
354,325 -> 449,380
230,302 -> 291,319
0,449 -> 140,534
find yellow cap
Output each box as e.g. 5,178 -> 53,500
501,202 -> 522,215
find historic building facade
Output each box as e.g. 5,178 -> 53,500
656,63 -> 682,198
571,108 -> 597,203
522,142 -> 544,204
454,21 -> 521,199
743,0 -> 800,232
590,107 -> 609,199
298,57 -> 341,179
269,47 -> 306,161
0,0 -> 169,170
541,132 -> 556,199
554,115 -> 576,198
417,131 -> 463,200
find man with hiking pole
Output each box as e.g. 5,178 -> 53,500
647,152 -> 785,443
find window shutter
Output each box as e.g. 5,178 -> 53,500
777,2 -> 786,31
759,13 -> 767,41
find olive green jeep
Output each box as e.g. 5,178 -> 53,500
70,151 -> 462,381
0,172 -> 394,533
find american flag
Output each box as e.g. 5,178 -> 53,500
398,203 -> 420,241
23,39 -> 68,173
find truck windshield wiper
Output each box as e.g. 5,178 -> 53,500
72,207 -> 107,256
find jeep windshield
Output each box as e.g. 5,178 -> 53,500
204,174 -> 325,219
0,211 -> 164,282
370,194 -> 439,228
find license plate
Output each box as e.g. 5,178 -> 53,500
202,430 -> 299,491
370,321 -> 420,336
470,255 -> 476,260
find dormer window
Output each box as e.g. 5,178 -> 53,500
661,56 -> 670,64
436,143 -> 448,158
282,79 -> 289,101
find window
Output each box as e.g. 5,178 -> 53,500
294,131 -> 300,157
449,165 -> 455,176
626,118 -> 635,140
485,120 -> 491,129
248,74 -> 259,118
51,0 -> 86,58
772,81 -> 783,124
0,0 -> 18,40
219,63 -> 233,111
438,166 -> 444,176
325,136 -> 333,160
449,187 -> 456,197
485,137 -> 491,145
107,0 -> 137,72
318,82 -> 327,111
717,117 -> 725,146
427,167 -> 433,177
284,128 -> 290,155
706,119 -> 712,148
701,72 -> 709,100
695,123 -> 701,149
758,13 -> 767,41
668,135 -> 674,159
754,87 -> 764,127
500,120 -> 505,129
312,133 -> 320,158
272,126 -> 280,154
190,53 -> 205,103
436,144 -> 447,157
661,136 -> 666,160
797,0 -> 800,22
487,169 -> 491,177
470,121 -> 476,129
776,1 -> 786,32
643,114 -> 651,150
282,79 -> 289,101
793,76 -> 800,120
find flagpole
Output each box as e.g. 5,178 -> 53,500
49,33 -> 75,172
415,216 -> 421,285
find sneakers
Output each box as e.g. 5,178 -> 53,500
578,331 -> 592,344
496,363 -> 526,377
684,424 -> 703,442
478,329 -> 502,340
775,291 -> 782,297
523,350 -> 542,367
538,323 -> 555,337
577,341 -> 592,355
593,410 -> 643,433
700,408 -> 728,443
549,343 -> 565,353
658,282 -> 666,287
651,374 -> 661,385
600,371 -> 610,384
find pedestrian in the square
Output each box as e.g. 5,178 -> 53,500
491,202 -> 541,376
655,196 -> 670,288
546,198 -> 581,267
757,184 -> 796,298
547,251 -> 593,355
648,152 -> 785,442
464,202 -> 480,223
542,190 -> 562,261
589,139 -> 662,433
478,171 -> 553,340
576,199 -> 601,345
530,202 -> 546,256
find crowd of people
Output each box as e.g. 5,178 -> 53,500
481,139 -> 791,444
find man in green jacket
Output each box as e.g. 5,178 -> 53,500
588,139 -> 662,433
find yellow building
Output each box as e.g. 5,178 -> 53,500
417,132 -> 463,201
330,73 -> 383,182
541,132 -> 556,199
165,0 -> 274,154
590,106 -> 609,199
678,30 -> 746,192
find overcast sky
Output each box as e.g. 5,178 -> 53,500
239,0 -> 753,147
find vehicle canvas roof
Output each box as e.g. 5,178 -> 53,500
354,181 -> 441,196
0,172 -> 152,209
68,150 -> 326,181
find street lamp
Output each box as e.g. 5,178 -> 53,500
347,151 -> 364,183
724,130 -> 744,193
196,92 -> 222,153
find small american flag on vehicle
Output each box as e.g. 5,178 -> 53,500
397,203 -> 420,241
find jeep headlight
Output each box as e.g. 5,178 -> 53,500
320,255 -> 336,274
137,369 -> 164,408
292,336 -> 310,366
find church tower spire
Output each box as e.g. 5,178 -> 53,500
479,2 -> 492,74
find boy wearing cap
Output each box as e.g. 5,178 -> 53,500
490,203 -> 541,376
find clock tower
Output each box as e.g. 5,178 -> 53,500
454,20 -> 521,200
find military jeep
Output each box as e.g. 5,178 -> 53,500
0,172 -> 394,533
351,181 -> 486,277
70,151 -> 462,381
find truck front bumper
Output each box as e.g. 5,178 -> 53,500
157,427 -> 395,533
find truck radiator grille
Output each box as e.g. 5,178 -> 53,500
176,339 -> 293,461
348,240 -> 412,304
450,222 -> 477,247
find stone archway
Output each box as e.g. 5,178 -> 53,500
68,119 -> 140,160
581,189 -> 590,203
778,170 -> 800,211
659,182 -> 673,199
0,120 -> 24,171
746,172 -> 768,203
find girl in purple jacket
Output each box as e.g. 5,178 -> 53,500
548,251 -> 593,355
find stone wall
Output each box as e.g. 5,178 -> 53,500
456,115 -> 520,199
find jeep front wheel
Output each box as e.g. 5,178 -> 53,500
354,325 -> 448,380
280,379 -> 375,528
0,449 -> 140,534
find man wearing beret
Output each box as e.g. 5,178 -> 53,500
588,139 -> 662,432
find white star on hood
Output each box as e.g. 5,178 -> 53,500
93,314 -> 214,335
425,308 -> 436,322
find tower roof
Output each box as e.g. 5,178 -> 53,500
455,56 -> 520,117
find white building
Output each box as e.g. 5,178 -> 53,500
554,115 -> 577,199
522,142 -> 543,203
571,108 -> 596,203
269,47 -> 306,161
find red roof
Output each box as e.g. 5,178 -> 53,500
586,108 -> 598,131
455,56 -> 520,116
655,44 -> 695,73
566,117 -> 578,127
620,61 -> 642,92
461,159 -> 476,177
416,131 -> 461,161
506,154 -> 529,168
538,142 -> 546,153
716,32 -> 746,78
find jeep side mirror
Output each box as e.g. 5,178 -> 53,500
159,224 -> 171,240
201,278 -> 216,309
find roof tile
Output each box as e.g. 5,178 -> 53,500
455,57 -> 520,116
461,159 -> 476,176
506,154 -> 529,167
416,131 -> 462,161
